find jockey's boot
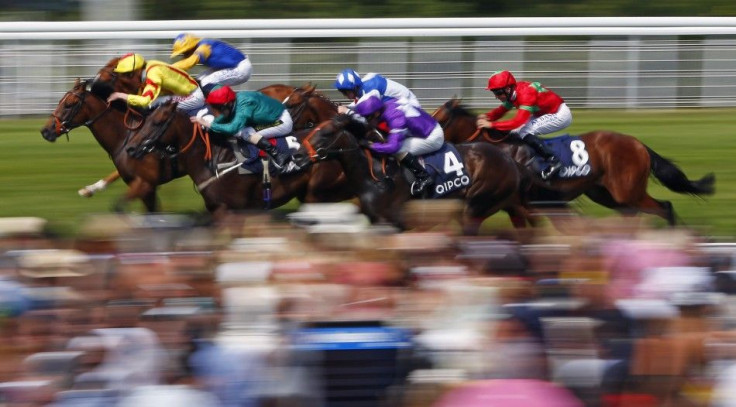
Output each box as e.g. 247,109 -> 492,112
523,134 -> 562,180
255,138 -> 290,170
400,153 -> 434,196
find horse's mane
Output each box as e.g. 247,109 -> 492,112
333,114 -> 372,138
448,101 -> 477,118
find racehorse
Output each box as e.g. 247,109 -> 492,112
431,98 -> 715,225
41,78 -> 170,212
122,90 -> 348,217
291,114 -> 534,233
73,56 -> 334,206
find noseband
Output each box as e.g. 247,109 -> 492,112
52,83 -> 111,135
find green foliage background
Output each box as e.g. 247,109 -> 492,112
5,0 -> 736,21
141,0 -> 736,19
5,108 -> 732,238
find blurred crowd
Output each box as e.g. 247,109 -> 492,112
0,202 -> 735,407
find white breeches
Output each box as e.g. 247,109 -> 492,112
513,103 -> 572,138
152,87 -> 205,113
398,123 -> 445,156
199,59 -> 253,89
234,109 -> 293,141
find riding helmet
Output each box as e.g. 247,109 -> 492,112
171,33 -> 202,58
354,94 -> 383,116
206,85 -> 237,105
487,70 -> 517,90
114,53 -> 146,73
334,68 -> 362,90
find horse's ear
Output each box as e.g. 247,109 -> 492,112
300,82 -> 316,95
104,57 -> 119,69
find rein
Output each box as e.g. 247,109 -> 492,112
302,125 -> 381,181
124,107 -> 145,131
436,103 -> 510,143
52,87 -> 113,135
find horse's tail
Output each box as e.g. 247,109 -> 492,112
646,146 -> 715,196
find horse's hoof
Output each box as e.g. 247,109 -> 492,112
78,188 -> 93,198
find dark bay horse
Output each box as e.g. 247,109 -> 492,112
72,58 -> 337,207
431,98 -> 715,225
40,78 -> 169,212
291,115 -> 534,234
123,90 -> 348,217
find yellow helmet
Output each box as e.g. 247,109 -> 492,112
171,33 -> 201,58
114,53 -> 146,73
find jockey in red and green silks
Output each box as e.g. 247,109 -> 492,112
477,70 -> 572,180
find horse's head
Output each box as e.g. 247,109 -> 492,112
91,57 -> 143,100
283,84 -> 338,130
292,114 -> 360,168
430,97 -> 464,126
126,100 -> 179,159
41,78 -> 109,142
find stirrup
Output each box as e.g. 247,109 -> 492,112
540,161 -> 562,180
410,178 -> 433,196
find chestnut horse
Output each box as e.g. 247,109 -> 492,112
123,90 -> 348,217
431,98 -> 715,225
67,56 -> 330,208
291,114 -> 534,234
41,78 -> 166,211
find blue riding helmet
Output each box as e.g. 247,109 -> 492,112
334,68 -> 362,90
354,94 -> 383,116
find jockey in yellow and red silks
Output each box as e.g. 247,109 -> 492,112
106,53 -> 205,113
170,33 -> 253,95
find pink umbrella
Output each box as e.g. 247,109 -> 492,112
433,379 -> 584,407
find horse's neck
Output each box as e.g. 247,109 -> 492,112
335,145 -> 376,192
86,108 -> 131,155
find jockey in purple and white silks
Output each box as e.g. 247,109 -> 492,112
354,94 -> 443,196
334,69 -> 421,115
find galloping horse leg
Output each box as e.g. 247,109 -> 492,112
634,194 -> 677,226
79,170 -> 121,197
112,178 -> 155,213
141,189 -> 159,213
504,205 -> 530,228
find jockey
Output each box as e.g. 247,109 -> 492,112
106,53 -> 205,113
170,33 -> 253,95
333,68 -> 421,115
190,85 -> 292,170
476,70 -> 571,180
354,94 -> 443,197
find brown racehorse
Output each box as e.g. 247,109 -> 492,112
291,114 -> 534,234
41,78 -> 167,212
431,98 -> 715,225
123,90 -> 349,217
70,56 -> 331,207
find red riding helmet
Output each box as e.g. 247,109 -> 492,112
486,70 -> 517,91
206,85 -> 236,105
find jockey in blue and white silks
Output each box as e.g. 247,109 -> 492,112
334,69 -> 421,115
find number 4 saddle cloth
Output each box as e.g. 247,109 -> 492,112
416,143 -> 471,199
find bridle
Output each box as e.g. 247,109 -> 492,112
52,80 -> 112,136
300,124 -> 360,163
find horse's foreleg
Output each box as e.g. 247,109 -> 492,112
112,178 -> 154,213
141,189 -> 160,213
79,170 -> 121,197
